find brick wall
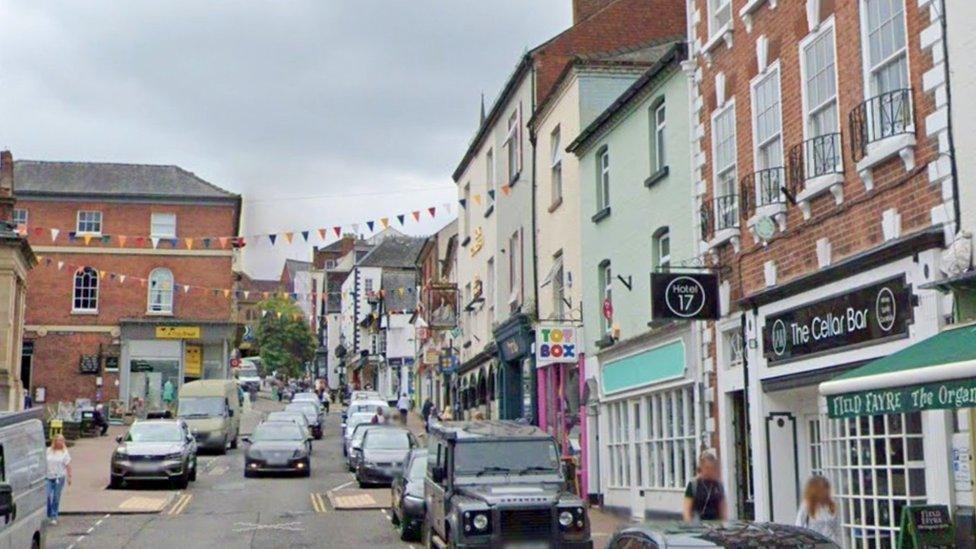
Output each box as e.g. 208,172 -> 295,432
31,332 -> 119,404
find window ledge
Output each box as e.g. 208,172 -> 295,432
708,227 -> 740,253
483,204 -> 494,218
746,203 -> 787,241
739,0 -> 777,33
701,23 -> 734,67
855,132 -> 916,191
146,311 -> 174,316
795,172 -> 844,219
644,166 -> 670,188
71,310 -> 99,316
591,207 -> 611,224
548,196 -> 564,214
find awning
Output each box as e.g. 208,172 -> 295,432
820,323 -> 976,418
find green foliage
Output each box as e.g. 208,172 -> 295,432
255,297 -> 317,379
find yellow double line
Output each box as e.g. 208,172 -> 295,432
310,493 -> 328,514
168,493 -> 193,516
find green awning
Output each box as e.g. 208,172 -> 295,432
820,323 -> 976,418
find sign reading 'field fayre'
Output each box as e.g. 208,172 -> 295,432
536,326 -> 579,366
763,276 -> 913,364
651,272 -> 720,320
827,377 -> 976,418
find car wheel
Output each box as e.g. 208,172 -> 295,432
31,533 -> 40,549
230,436 -> 238,450
174,471 -> 189,490
244,468 -> 255,478
398,517 -> 411,541
189,459 -> 198,482
390,504 -> 400,526
217,437 -> 228,455
110,475 -> 124,489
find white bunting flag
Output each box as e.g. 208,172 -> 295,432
50,228 -> 60,242
150,237 -> 160,249
57,261 -> 64,270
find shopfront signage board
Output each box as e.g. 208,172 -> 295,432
897,504 -> 955,549
536,326 -> 579,366
828,377 -> 976,419
184,345 -> 202,378
651,273 -> 720,320
156,326 -> 201,339
763,276 -> 912,364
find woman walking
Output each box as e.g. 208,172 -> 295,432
796,476 -> 843,546
682,452 -> 726,522
46,434 -> 72,524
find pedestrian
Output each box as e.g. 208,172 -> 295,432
93,403 -> 109,436
371,407 -> 387,424
427,405 -> 439,431
796,476 -> 843,545
396,392 -> 410,425
682,452 -> 726,522
421,398 -> 433,432
46,435 -> 72,524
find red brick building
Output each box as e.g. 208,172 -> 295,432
691,0 -> 955,536
16,160 -> 241,411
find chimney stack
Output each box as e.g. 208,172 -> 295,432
0,151 -> 14,223
572,0 -> 615,24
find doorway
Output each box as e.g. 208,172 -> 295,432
731,391 -> 755,520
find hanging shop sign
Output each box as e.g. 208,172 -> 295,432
79,355 -> 100,375
184,345 -> 202,378
156,326 -> 201,339
828,377 -> 976,419
763,276 -> 913,364
470,227 -> 485,257
651,272 -> 720,320
536,326 -> 579,366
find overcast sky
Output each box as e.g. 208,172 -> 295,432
0,1 -> 572,278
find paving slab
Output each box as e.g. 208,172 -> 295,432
327,488 -> 391,510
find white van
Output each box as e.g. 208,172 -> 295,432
177,380 -> 242,453
0,408 -> 47,549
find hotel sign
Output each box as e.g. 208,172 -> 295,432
763,276 -> 912,364
651,273 -> 720,320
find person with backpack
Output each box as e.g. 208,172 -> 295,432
682,452 -> 726,522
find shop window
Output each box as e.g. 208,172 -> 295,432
73,267 -> 99,312
822,412 -> 926,546
642,385 -> 696,489
148,268 -> 174,314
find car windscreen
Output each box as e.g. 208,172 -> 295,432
285,403 -> 318,418
253,422 -> 304,441
268,412 -> 306,425
454,440 -> 560,476
349,403 -> 381,415
293,393 -> 318,402
365,429 -> 411,450
126,423 -> 183,443
237,368 -> 259,378
346,414 -> 374,434
177,397 -> 225,418
408,455 -> 427,479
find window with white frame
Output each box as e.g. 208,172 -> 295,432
823,412 -> 926,547
506,109 -> 520,182
550,126 -> 563,206
708,0 -> 732,37
606,400 -> 632,487
600,261 -> 612,334
863,0 -> 908,98
508,230 -> 521,310
150,213 -> 177,239
654,228 -> 671,270
713,105 -> 737,197
552,251 -> 565,319
486,257 -> 495,328
721,327 -> 744,369
73,267 -> 99,312
801,21 -> 842,178
486,149 -> 495,205
76,210 -> 102,235
463,183 -> 471,238
148,267 -> 174,314
597,147 -> 610,210
642,385 -> 696,489
752,67 -> 783,171
12,208 -> 27,229
652,102 -> 667,171
364,278 -> 374,295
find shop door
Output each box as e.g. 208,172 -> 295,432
499,360 -> 522,420
131,372 -> 164,410
765,412 -> 799,523
731,391 -> 755,520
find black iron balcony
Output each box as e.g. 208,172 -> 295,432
741,167 -> 786,218
849,88 -> 913,163
700,194 -> 739,240
788,133 -> 843,189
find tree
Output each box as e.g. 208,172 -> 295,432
255,297 -> 317,379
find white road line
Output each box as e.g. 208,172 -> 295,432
331,479 -> 355,492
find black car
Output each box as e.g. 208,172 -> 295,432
243,420 -> 311,477
391,449 -> 427,541
354,426 -> 418,487
607,521 -> 840,548
110,419 -> 198,489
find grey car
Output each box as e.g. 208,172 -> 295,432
243,420 -> 311,477
391,449 -> 427,541
355,426 -> 418,487
110,420 -> 198,489
265,411 -> 313,454
606,522 -> 840,548
285,402 -> 323,439
346,422 -> 384,472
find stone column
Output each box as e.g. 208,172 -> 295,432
0,229 -> 33,411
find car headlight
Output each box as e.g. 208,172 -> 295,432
463,511 -> 490,533
559,511 -> 574,527
559,507 -> 587,531
292,449 -> 305,459
472,513 -> 489,531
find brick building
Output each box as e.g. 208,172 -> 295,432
16,160 -> 241,411
690,0 -> 955,538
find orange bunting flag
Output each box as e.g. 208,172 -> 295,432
218,237 -> 229,249
501,185 -> 511,196
283,232 -> 294,244
99,270 -> 107,279
318,228 -> 327,240
412,211 -> 421,222
185,238 -> 194,250
83,235 -> 93,245
380,218 -> 389,229
223,289 -> 231,298
117,235 -> 127,247
473,194 -> 482,205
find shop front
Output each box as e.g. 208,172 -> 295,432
493,313 -> 535,422
119,320 -> 235,412
596,324 -> 699,520
735,238 -> 951,546
536,324 -> 586,496
456,346 -> 494,420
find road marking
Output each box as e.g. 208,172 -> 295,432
310,493 -> 328,513
167,493 -> 193,516
233,521 -> 304,533
66,514 -> 110,549
208,465 -> 228,476
331,479 -> 355,492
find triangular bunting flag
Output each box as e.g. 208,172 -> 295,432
366,221 -> 375,232
119,275 -> 126,283
150,237 -> 160,249
50,228 -> 60,242
318,228 -> 327,240
473,194 -> 482,205
57,261 -> 64,271
380,218 -> 389,229
412,211 -> 421,222
283,232 -> 294,244
351,223 -> 360,234
243,291 -> 250,299
268,234 -> 278,245
487,190 -> 495,200
184,284 -> 191,294
32,227 -> 42,237
459,198 -> 467,209
99,270 -> 107,278
223,289 -> 231,298
276,311 -> 283,319
397,214 -> 405,225
333,226 -> 342,237
428,207 -> 436,218
185,238 -> 194,249
443,202 -> 453,215
101,235 -> 111,244
109,272 -> 116,280
83,235 -> 93,245
501,185 -> 511,196
301,231 -> 309,242
118,235 -> 127,247
218,237 -> 229,249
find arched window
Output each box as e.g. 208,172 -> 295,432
148,268 -> 174,314
73,267 -> 99,312
653,227 -> 671,270
487,365 -> 495,402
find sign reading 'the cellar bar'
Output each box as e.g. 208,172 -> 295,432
762,276 -> 913,364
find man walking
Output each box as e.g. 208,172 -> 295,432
396,392 -> 410,425
421,398 -> 433,432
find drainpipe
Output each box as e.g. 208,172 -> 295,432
937,0 -> 961,233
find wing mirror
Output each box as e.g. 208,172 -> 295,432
431,465 -> 446,483
115,435 -> 123,444
0,483 -> 15,524
241,436 -> 251,444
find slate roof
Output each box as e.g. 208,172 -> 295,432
382,271 -> 418,312
358,236 -> 426,268
13,160 -> 238,202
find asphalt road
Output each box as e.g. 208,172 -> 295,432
46,396 -> 413,549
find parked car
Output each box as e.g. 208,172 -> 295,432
178,379 -> 242,453
243,420 -> 311,477
356,426 -> 418,487
606,522 -> 840,548
346,422 -> 383,471
292,392 -> 323,410
111,419 -> 198,489
423,420 -> 592,548
341,411 -> 375,455
342,391 -> 382,422
284,401 -> 323,439
235,359 -> 262,393
265,411 -> 313,453
0,408 -> 47,549
391,448 -> 427,541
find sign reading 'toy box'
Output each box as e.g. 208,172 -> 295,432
536,326 -> 579,366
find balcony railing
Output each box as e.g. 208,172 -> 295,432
701,194 -> 739,239
849,88 -> 913,163
788,133 -> 843,189
741,167 -> 785,218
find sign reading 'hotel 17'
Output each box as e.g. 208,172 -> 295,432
762,276 -> 913,364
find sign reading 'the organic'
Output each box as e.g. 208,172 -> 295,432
763,276 -> 913,364
651,273 -> 720,321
